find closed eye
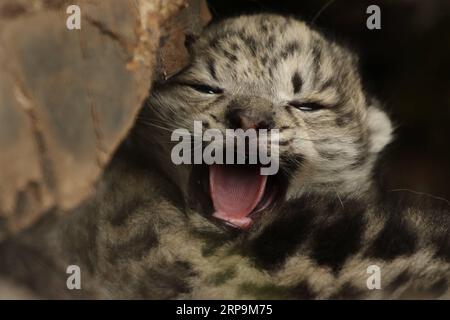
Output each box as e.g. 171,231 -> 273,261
187,83 -> 223,94
289,101 -> 326,112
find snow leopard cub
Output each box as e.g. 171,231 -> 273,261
135,13 -> 449,298
0,13 -> 448,299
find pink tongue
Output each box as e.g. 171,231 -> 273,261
209,164 -> 267,229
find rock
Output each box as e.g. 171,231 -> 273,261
0,0 -> 211,240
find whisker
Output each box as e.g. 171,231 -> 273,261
137,120 -> 204,139
311,0 -> 337,25
335,191 -> 344,208
388,188 -> 450,208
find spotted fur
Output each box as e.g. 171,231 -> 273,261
0,14 -> 448,299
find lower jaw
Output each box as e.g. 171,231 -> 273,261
187,164 -> 287,231
212,212 -> 253,230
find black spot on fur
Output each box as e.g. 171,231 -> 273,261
107,225 -> 158,263
222,49 -> 238,63
365,216 -> 418,260
261,55 -> 269,66
292,71 -> 302,94
320,78 -> 334,91
110,196 -> 144,226
317,149 -> 338,160
244,197 -> 314,270
260,21 -> 269,34
207,59 -> 217,80
311,38 -> 322,63
289,280 -> 315,299
280,41 -> 300,60
279,139 -> 292,146
268,66 -> 273,78
430,278 -> 448,296
310,207 -> 365,273
310,37 -> 323,83
335,111 -> 354,127
209,113 -> 219,122
350,152 -> 368,169
139,260 -> 196,298
380,191 -> 450,262
242,35 -> 257,55
267,35 -> 275,49
209,37 -> 219,49
209,266 -> 236,285
268,56 -> 279,70
386,271 -> 411,292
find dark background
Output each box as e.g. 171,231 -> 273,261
207,0 -> 450,200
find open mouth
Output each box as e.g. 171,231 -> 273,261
189,164 -> 287,231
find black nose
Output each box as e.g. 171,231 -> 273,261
227,109 -> 272,130
226,96 -> 274,130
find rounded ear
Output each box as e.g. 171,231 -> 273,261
366,100 -> 393,154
